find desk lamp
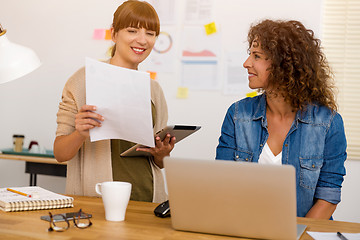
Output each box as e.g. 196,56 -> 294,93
0,24 -> 41,84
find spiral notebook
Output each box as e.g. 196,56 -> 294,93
0,186 -> 73,212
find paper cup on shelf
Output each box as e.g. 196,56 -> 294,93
13,135 -> 24,152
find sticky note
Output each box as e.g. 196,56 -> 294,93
93,29 -> 105,40
204,22 -> 217,35
147,71 -> 157,80
105,29 -> 112,40
106,46 -> 114,57
176,87 -> 189,99
246,91 -> 258,98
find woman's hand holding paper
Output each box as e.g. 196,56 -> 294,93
75,105 -> 104,138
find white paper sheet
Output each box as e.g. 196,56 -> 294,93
147,0 -> 178,25
307,231 -> 360,240
181,60 -> 218,90
85,58 -> 155,147
223,51 -> 252,96
184,0 -> 214,25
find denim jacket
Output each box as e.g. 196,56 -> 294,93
216,94 -> 347,217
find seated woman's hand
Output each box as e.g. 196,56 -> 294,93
75,105 -> 104,138
137,134 -> 176,168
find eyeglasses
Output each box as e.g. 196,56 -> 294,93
48,209 -> 92,232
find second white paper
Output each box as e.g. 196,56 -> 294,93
85,58 -> 155,147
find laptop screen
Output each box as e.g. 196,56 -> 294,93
164,157 -> 298,240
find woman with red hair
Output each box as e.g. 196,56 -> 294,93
54,1 -> 174,203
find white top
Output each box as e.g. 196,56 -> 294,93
258,142 -> 282,165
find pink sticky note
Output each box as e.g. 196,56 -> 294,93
93,29 -> 105,40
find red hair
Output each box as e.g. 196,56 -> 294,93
111,0 -> 160,57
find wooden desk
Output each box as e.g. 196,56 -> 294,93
0,153 -> 66,186
0,196 -> 359,240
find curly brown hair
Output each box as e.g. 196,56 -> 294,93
247,19 -> 337,111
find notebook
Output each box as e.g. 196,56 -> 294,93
0,186 -> 73,212
164,157 -> 307,240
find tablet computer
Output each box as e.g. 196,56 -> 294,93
120,125 -> 201,157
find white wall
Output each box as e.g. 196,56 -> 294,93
333,160 -> 360,223
0,0 -> 359,223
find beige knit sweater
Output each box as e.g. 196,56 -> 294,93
55,66 -> 168,203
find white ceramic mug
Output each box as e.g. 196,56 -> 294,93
95,181 -> 132,222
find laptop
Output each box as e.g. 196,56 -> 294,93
164,157 -> 307,240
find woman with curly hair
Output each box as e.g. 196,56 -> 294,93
216,19 -> 347,218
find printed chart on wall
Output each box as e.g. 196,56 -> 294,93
183,0 -> 214,25
223,51 -> 252,96
141,26 -> 177,73
180,26 -> 221,90
148,0 -> 177,25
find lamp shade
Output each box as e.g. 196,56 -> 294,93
0,29 -> 41,84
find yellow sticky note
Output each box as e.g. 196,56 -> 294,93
204,22 -> 217,35
246,91 -> 258,98
176,87 -> 189,99
147,71 -> 157,80
105,29 -> 112,40
106,46 -> 114,57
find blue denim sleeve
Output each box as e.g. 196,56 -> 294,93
216,103 -> 236,161
315,113 -> 347,204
